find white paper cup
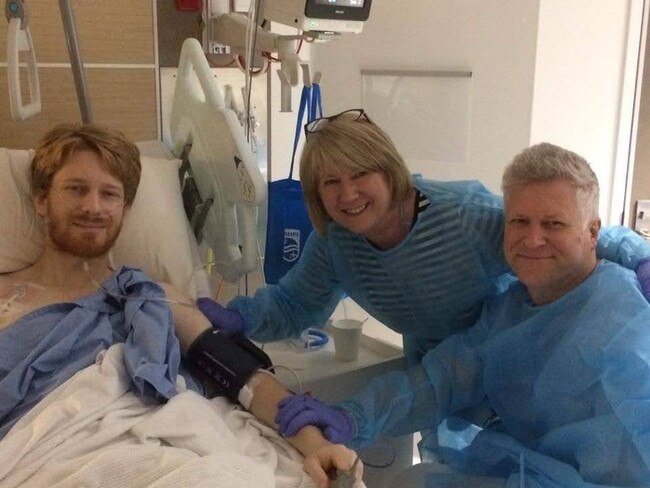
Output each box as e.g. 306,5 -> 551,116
331,319 -> 363,362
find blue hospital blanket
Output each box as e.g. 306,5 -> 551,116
0,266 -> 183,440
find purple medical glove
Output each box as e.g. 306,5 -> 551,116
636,257 -> 650,302
275,393 -> 355,444
196,297 -> 247,336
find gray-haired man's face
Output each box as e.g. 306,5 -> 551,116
503,179 -> 600,305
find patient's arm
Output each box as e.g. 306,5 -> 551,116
160,283 -> 362,487
158,283 -> 212,353
249,371 -> 362,487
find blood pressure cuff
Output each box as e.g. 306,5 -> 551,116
186,329 -> 273,401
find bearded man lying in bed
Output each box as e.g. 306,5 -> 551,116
0,123 -> 360,488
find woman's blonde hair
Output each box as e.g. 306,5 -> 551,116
31,123 -> 141,206
299,112 -> 412,234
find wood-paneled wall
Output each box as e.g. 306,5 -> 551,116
0,0 -> 157,148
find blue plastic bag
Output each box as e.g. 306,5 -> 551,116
263,83 -> 322,284
264,178 -> 313,284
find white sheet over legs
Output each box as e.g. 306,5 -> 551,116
0,344 -> 315,488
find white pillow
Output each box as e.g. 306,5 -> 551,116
0,148 -> 44,270
0,149 -> 204,299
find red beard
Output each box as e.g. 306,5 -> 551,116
47,213 -> 122,259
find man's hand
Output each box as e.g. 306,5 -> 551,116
303,444 -> 363,488
196,297 -> 247,336
276,394 -> 355,444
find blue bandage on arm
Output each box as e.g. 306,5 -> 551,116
185,329 -> 273,402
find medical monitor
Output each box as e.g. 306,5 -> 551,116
262,0 -> 372,33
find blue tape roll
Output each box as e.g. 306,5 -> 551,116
305,328 -> 329,348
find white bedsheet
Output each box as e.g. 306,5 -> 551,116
0,344 -> 315,488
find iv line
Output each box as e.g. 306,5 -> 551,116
0,285 -> 27,314
0,282 -> 47,315
82,260 -> 195,307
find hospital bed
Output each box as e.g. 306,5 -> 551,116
0,37 -> 337,488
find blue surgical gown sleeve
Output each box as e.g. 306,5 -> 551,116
485,435 -> 614,488
114,270 -> 181,400
596,225 -> 650,269
227,231 -> 345,342
601,307 -> 650,469
337,313 -> 491,450
456,181 -> 515,290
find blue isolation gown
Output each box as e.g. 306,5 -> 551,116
0,267 -> 186,439
229,176 -> 650,365
337,261 -> 650,487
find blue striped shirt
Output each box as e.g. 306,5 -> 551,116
232,178 -> 510,363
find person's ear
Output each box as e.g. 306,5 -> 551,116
33,192 -> 48,218
589,218 -> 601,247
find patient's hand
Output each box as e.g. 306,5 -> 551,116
303,443 -> 363,488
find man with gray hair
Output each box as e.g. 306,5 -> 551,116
500,142 -> 602,306
275,142 -> 650,486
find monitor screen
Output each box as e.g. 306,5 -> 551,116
314,0 -> 365,7
307,0 -> 371,21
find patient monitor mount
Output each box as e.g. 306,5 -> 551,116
208,0 -> 372,87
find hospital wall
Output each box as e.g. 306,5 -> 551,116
530,0 -> 645,226
0,0 -> 157,148
629,15 -> 650,229
307,0 -> 539,195
307,0 -> 642,226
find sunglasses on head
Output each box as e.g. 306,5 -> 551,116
304,109 -> 370,137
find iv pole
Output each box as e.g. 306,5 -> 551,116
5,0 -> 91,123
58,0 -> 93,123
